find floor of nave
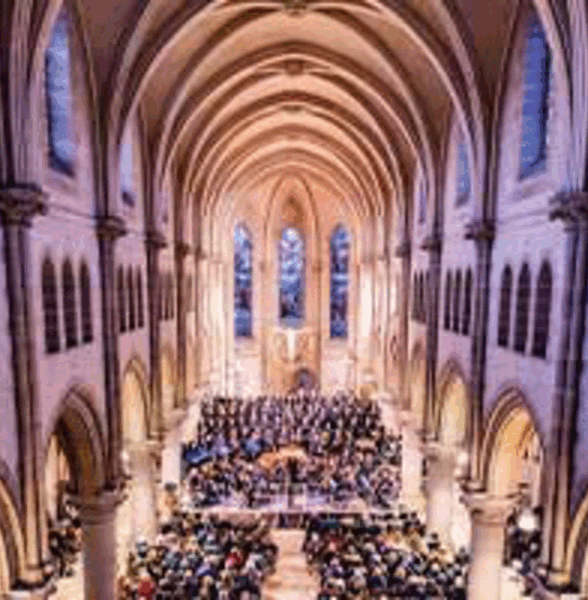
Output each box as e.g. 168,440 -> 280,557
263,529 -> 318,600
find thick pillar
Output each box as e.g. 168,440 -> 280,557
464,219 -> 495,482
96,215 -> 127,484
399,410 -> 424,510
0,186 -> 49,586
421,234 -> 441,435
145,229 -> 167,440
464,492 -> 518,600
542,193 -> 588,584
127,443 -> 158,541
394,240 -> 411,408
175,242 -> 191,408
79,491 -> 121,600
424,441 -> 455,546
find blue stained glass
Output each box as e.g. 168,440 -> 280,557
330,226 -> 350,338
234,224 -> 253,337
45,14 -> 75,175
520,11 -> 550,179
279,227 -> 304,326
120,139 -> 135,206
418,176 -> 427,223
456,133 -> 470,204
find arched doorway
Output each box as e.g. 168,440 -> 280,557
44,389 -> 112,600
428,370 -> 471,551
117,364 -> 157,576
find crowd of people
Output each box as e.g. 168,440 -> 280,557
118,510 -> 278,599
304,511 -> 468,600
47,493 -> 82,579
182,392 -> 402,509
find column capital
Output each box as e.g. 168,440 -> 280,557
549,190 -> 588,224
464,218 -> 496,242
461,491 -> 519,526
75,489 -> 125,525
175,241 -> 192,258
145,228 -> 167,249
420,232 -> 442,253
95,214 -> 127,240
394,240 -> 411,258
0,185 -> 47,227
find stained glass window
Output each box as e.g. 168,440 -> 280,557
330,226 -> 350,338
520,11 -> 551,179
120,135 -> 135,206
234,224 -> 253,337
279,227 -> 304,326
418,175 -> 427,223
456,130 -> 471,205
45,12 -> 75,175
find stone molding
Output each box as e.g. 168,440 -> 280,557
0,185 -> 47,227
394,240 -> 411,258
75,489 -> 125,525
549,191 -> 588,224
95,214 -> 127,240
464,218 -> 496,242
461,490 -> 519,526
420,233 -> 442,253
175,241 -> 192,257
145,228 -> 168,249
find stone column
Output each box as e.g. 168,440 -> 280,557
127,442 -> 158,541
96,215 -> 127,484
399,409 -> 424,510
463,492 -> 518,600
145,229 -> 167,440
541,192 -> 588,584
394,240 -> 411,408
424,441 -> 455,546
0,185 -> 49,586
175,242 -> 191,408
421,234 -> 442,435
464,219 -> 495,482
79,491 -> 122,600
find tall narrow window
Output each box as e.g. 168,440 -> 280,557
120,134 -> 135,206
42,258 -> 60,354
118,266 -> 127,333
444,271 -> 452,331
80,261 -> 93,343
279,227 -> 304,326
330,226 -> 350,338
498,265 -> 513,347
234,224 -> 253,337
456,130 -> 471,205
45,12 -> 75,175
136,269 -> 144,329
424,271 -> 430,324
520,11 -> 551,179
418,176 -> 427,224
452,270 -> 462,333
514,263 -> 531,353
532,261 -> 552,358
462,268 -> 473,335
62,259 -> 78,348
128,267 -> 136,331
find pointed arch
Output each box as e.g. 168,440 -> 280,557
127,266 -> 135,331
531,260 -> 552,358
118,266 -> 127,333
79,260 -> 92,343
330,224 -> 350,339
62,258 -> 77,348
42,256 -> 60,354
498,265 -> 513,347
514,263 -> 531,353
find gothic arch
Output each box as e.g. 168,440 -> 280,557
480,387 -> 543,497
434,358 -> 469,446
43,385 -> 106,498
121,357 -> 151,444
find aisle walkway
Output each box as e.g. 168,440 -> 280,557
264,529 -> 319,600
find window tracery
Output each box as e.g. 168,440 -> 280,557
279,227 -> 304,326
330,226 -> 350,339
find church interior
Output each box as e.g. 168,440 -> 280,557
2,0 -> 588,598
